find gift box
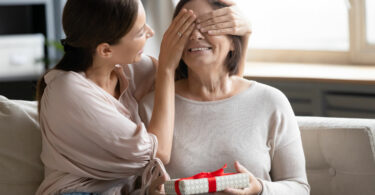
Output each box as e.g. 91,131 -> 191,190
165,164 -> 249,195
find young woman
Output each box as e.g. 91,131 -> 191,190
35,0 -> 196,194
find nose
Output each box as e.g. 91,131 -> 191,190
146,24 -> 154,38
189,27 -> 204,40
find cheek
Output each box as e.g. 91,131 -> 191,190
126,39 -> 144,57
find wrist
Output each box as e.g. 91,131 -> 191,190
157,66 -> 175,77
255,178 -> 263,195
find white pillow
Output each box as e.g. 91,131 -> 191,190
0,95 -> 43,195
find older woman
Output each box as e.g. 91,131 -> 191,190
140,0 -> 310,194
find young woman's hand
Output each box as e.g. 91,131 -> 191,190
148,173 -> 169,195
158,9 -> 196,72
196,0 -> 252,37
220,161 -> 262,195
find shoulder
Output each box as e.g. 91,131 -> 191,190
232,76 -> 287,101
255,82 -> 287,100
239,79 -> 291,111
43,70 -> 98,105
47,70 -> 92,94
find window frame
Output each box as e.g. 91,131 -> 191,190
247,0 -> 375,65
350,0 -> 375,64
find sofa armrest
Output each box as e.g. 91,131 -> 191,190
297,116 -> 375,195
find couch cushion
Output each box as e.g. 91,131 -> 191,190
0,95 -> 43,195
297,116 -> 375,195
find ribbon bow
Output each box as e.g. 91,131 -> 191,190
174,164 -> 235,195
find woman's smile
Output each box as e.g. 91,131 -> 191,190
186,42 -> 213,55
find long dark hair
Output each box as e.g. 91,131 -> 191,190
36,0 -> 139,112
173,0 -> 243,80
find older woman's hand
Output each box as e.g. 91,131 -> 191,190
196,0 -> 251,37
219,161 -> 262,195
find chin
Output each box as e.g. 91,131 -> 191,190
186,59 -> 212,67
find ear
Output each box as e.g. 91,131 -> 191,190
96,43 -> 113,58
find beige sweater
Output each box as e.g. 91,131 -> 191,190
140,81 -> 310,195
37,55 -> 162,195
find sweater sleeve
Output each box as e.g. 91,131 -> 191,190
40,70 -> 157,180
259,89 -> 310,195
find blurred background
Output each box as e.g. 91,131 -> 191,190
0,0 -> 374,118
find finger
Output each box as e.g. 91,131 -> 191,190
217,0 -> 236,6
172,10 -> 196,36
200,21 -> 236,33
179,22 -> 196,43
166,9 -> 190,37
169,8 -> 188,30
197,7 -> 230,23
158,174 -> 169,191
148,55 -> 158,68
149,175 -> 167,192
224,187 -> 246,194
162,172 -> 170,181
198,14 -> 234,29
207,28 -> 236,36
177,13 -> 197,38
163,172 -> 171,181
234,161 -> 250,174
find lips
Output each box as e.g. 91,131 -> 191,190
186,41 -> 212,52
188,47 -> 212,52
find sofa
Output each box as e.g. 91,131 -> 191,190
1,95 -> 375,195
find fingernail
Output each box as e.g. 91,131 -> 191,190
115,64 -> 121,68
196,19 -> 201,23
197,24 -> 201,29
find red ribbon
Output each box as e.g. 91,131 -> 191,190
174,164 -> 235,195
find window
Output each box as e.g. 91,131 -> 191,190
366,0 -> 375,44
239,0 -> 349,51
237,0 -> 375,65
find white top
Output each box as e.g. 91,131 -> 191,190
37,55 -> 160,195
139,81 -> 310,195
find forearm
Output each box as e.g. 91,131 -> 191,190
237,34 -> 250,77
263,134 -> 310,195
258,179 -> 310,195
147,67 -> 175,164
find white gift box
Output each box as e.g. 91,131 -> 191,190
165,173 -> 249,195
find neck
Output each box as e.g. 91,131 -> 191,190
85,59 -> 118,91
186,66 -> 233,101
